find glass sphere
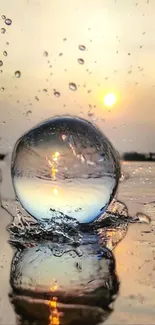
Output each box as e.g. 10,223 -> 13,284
11,116 -> 120,223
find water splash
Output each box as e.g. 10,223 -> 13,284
5,18 -> 12,26
1,28 -> 6,34
78,58 -> 85,65
78,45 -> 86,51
54,91 -> 60,97
69,83 -> 77,91
14,70 -> 21,78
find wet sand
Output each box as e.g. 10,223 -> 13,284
0,162 -> 155,324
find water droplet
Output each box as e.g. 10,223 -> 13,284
6,42 -> 9,46
0,87 -> 5,92
11,116 -> 120,223
43,88 -> 47,92
14,70 -> 21,78
1,15 -> 6,19
78,45 -> 86,51
0,61 -> 3,67
63,37 -> 67,41
44,51 -> 48,57
1,28 -> 6,34
54,91 -> 60,97
135,213 -> 151,224
5,18 -> 12,26
69,83 -> 77,91
34,96 -> 39,101
59,52 -> 63,56
78,58 -> 84,65
26,110 -> 32,116
3,51 -> 7,57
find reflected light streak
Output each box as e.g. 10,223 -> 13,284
52,151 -> 60,162
48,284 -> 60,325
46,151 -> 60,180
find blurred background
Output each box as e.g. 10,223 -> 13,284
0,0 -> 155,157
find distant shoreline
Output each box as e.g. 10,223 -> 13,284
122,152 -> 155,162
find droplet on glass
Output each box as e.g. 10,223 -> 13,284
3,51 -> 7,57
6,42 -> 9,45
11,116 -> 120,224
0,61 -> 3,67
1,15 -> 6,19
26,110 -> 32,116
14,70 -> 21,78
59,53 -> 63,56
54,91 -> 60,97
0,87 -> 5,92
78,45 -> 86,51
1,28 -> 6,34
78,58 -> 84,65
34,96 -> 39,101
5,18 -> 12,26
44,51 -> 48,57
69,83 -> 77,91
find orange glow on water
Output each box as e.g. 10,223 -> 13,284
49,286 -> 60,325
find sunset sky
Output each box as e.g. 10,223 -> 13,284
0,0 -> 155,154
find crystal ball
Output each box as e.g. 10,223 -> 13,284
11,116 -> 120,223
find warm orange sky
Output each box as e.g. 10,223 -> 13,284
0,0 -> 155,153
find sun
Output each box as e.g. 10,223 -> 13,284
103,93 -> 116,107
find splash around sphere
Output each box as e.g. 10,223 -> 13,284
11,116 -> 120,223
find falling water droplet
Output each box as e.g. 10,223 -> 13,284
11,116 -> 120,223
44,51 -> 48,57
69,83 -> 77,91
78,58 -> 84,65
54,91 -> 60,97
14,70 -> 21,78
5,18 -> 12,26
3,51 -> 7,57
0,61 -> 3,67
1,28 -> 6,34
78,45 -> 86,51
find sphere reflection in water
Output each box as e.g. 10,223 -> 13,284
10,239 -> 119,325
11,116 -> 120,223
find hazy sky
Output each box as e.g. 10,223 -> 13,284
0,0 -> 155,154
